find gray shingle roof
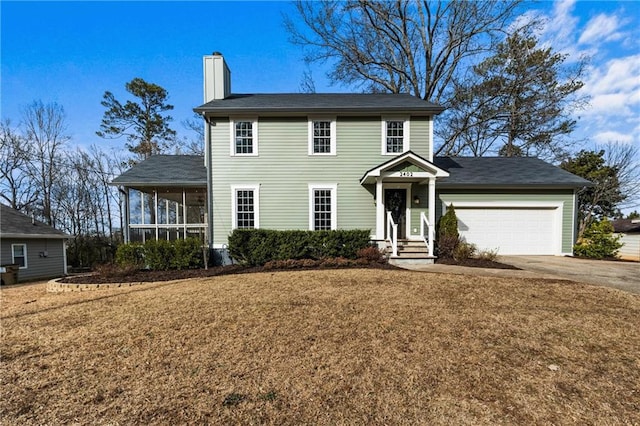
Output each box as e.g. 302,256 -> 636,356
434,157 -> 592,188
0,204 -> 69,238
612,219 -> 640,233
111,155 -> 207,187
194,93 -> 445,115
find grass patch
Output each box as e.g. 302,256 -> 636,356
1,270 -> 639,424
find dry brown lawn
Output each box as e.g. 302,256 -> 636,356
1,269 -> 639,425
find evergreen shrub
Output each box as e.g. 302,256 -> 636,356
574,219 -> 622,259
228,229 -> 371,266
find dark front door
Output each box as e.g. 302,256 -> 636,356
385,188 -> 407,239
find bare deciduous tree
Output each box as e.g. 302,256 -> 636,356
0,120 -> 39,210
285,0 -> 523,104
21,101 -> 70,226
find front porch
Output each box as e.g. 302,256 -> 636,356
360,151 -> 450,263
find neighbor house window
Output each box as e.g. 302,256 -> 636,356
382,117 -> 410,154
308,117 -> 336,155
232,185 -> 260,229
230,118 -> 258,156
309,184 -> 337,230
12,244 -> 27,269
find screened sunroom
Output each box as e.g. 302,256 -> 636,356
111,155 -> 208,244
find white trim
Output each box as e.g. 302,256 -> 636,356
428,115 -> 434,162
231,184 -> 260,229
229,117 -> 259,156
11,243 -> 27,269
443,201 -> 563,209
308,183 -> 338,230
381,116 -> 410,155
308,116 -> 337,156
442,201 -> 564,255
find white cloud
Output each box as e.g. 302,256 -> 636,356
578,14 -> 625,45
593,131 -> 633,144
581,55 -> 640,119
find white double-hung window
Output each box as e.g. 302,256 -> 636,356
308,117 -> 336,155
232,185 -> 260,229
12,244 -> 27,269
230,118 -> 258,156
309,184 -> 337,230
382,117 -> 410,154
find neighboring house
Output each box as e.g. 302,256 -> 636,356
113,53 -> 591,264
612,219 -> 640,262
0,204 -> 69,282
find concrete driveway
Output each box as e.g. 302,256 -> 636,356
499,256 -> 640,295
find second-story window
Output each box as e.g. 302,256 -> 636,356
308,117 -> 336,155
382,117 -> 410,155
230,118 -> 258,156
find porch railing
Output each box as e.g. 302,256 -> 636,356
386,211 -> 398,257
420,212 -> 434,257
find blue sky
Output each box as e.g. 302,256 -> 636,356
2,0 -> 639,157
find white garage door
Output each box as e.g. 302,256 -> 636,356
455,207 -> 560,255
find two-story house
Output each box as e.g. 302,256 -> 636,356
113,53 -> 590,265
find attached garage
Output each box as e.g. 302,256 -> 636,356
451,202 -> 563,255
433,157 -> 591,257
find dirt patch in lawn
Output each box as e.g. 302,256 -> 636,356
2,269 -> 639,425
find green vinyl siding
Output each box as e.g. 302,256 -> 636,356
437,189 -> 576,253
410,183 -> 430,235
210,115 -> 433,245
409,116 -> 430,154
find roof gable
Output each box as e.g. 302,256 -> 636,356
360,151 -> 450,184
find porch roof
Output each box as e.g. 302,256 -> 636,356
360,151 -> 450,185
111,155 -> 207,188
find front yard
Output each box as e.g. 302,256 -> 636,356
1,270 -> 639,424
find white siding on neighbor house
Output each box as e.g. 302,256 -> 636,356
1,238 -> 66,282
616,233 -> 640,261
209,115 -> 433,246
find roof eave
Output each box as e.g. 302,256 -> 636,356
436,183 -> 592,189
1,233 -> 70,239
110,181 -> 207,187
194,106 -> 446,115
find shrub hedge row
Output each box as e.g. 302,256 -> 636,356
115,238 -> 204,270
228,229 -> 372,266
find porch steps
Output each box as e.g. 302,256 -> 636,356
388,240 -> 436,267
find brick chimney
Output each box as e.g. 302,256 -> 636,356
203,52 -> 231,102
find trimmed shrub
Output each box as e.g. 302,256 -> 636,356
574,219 -> 622,259
228,229 -> 371,266
115,243 -> 144,267
115,238 -> 204,270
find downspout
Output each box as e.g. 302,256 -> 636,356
202,113 -> 214,253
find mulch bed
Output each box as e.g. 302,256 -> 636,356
60,256 -> 518,285
436,257 -> 520,270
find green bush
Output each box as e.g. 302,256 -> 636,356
115,243 -> 144,267
574,219 -> 622,259
436,204 -> 460,258
115,238 -> 204,270
228,229 -> 372,266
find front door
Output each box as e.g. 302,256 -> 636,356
385,188 -> 407,239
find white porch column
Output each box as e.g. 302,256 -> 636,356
154,190 -> 159,241
428,177 -> 436,256
376,178 -> 384,239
